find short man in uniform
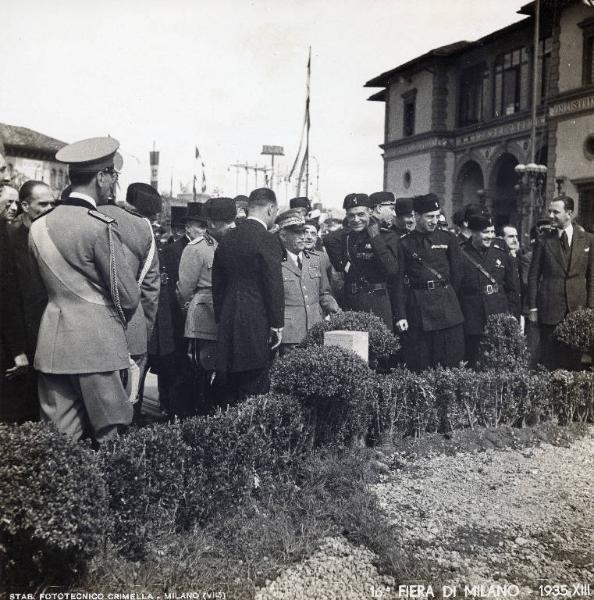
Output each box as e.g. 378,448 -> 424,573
459,214 -> 520,366
100,182 -> 161,420
393,197 -> 415,238
528,195 -> 594,369
325,193 -> 399,331
177,197 -> 236,412
276,209 -> 339,353
29,137 -> 140,442
395,193 -> 465,371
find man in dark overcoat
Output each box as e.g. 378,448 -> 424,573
395,193 -> 465,371
528,195 -> 594,369
459,214 -> 520,366
212,187 -> 284,403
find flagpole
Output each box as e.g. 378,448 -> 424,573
305,47 -> 311,199
527,0 -> 541,229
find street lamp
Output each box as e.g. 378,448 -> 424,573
515,162 -> 547,239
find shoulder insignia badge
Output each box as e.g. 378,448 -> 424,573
88,209 -> 115,224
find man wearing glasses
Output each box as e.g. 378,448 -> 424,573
29,137 -> 140,443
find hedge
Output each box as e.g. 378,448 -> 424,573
554,308 -> 594,355
0,423 -> 110,586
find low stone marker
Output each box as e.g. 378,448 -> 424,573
324,330 -> 368,364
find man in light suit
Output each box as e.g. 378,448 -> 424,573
528,195 -> 594,369
276,209 -> 339,354
212,188 -> 284,404
177,197 -> 236,412
100,182 -> 161,419
29,137 -> 140,443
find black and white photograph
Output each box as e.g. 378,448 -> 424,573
1,0 -> 594,598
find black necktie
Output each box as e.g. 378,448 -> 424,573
560,231 -> 569,254
297,255 -> 303,270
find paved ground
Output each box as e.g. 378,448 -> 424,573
256,427 -> 594,599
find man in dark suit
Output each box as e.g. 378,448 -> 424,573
212,187 -> 284,403
158,202 -> 207,415
528,195 -> 594,369
2,181 -> 54,422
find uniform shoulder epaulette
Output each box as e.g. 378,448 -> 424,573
88,209 -> 115,224
491,240 -> 507,252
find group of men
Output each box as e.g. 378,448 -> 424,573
1,134 -> 592,444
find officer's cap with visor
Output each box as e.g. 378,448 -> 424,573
343,193 -> 371,210
276,209 -> 306,232
56,137 -> 122,178
369,191 -> 395,207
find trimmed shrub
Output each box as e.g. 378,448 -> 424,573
550,370 -> 594,424
476,313 -> 529,371
300,310 -> 400,366
0,423 -> 110,587
99,421 -> 198,558
553,308 -> 594,354
271,345 -> 378,445
180,393 -> 309,523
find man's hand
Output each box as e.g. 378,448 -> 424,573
396,319 -> 408,333
528,309 -> 538,324
269,327 -> 283,350
6,353 -> 29,380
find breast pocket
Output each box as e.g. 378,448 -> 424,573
308,267 -> 321,279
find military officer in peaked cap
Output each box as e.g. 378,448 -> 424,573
459,213 -> 520,366
276,209 -> 339,354
29,137 -> 140,443
395,193 -> 465,371
177,197 -> 237,412
325,193 -> 399,332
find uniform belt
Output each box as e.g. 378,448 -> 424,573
347,281 -> 387,295
410,279 -> 448,290
464,283 -> 500,296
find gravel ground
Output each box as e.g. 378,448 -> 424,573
256,426 -> 594,599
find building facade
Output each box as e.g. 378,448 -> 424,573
366,0 -> 594,237
0,123 -> 67,197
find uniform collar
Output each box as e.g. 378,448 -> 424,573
247,216 -> 268,230
68,192 -> 97,208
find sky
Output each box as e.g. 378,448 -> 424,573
0,0 -> 529,210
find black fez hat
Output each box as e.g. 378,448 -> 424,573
126,182 -> 162,216
369,191 -> 395,207
343,193 -> 371,210
464,204 -> 483,221
395,197 -> 414,216
289,196 -> 311,211
468,213 -> 493,231
207,197 -> 236,221
413,193 -> 440,215
234,194 -> 249,208
183,202 -> 208,223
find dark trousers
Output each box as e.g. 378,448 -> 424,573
217,367 -> 271,408
404,323 -> 465,372
464,334 -> 482,368
539,323 -> 582,370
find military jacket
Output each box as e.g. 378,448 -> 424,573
281,249 -> 339,344
177,232 -> 218,340
29,198 -> 140,374
459,239 -> 521,335
396,229 -> 464,332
